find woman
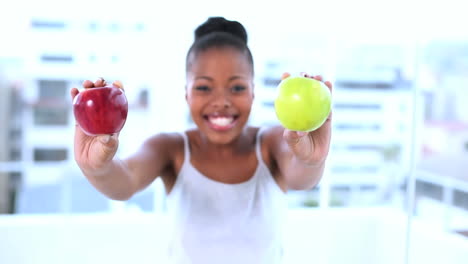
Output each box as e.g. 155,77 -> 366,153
71,16 -> 332,264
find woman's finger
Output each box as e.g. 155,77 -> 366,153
70,87 -> 79,100
324,80 -> 333,92
281,72 -> 290,80
95,77 -> 106,87
82,80 -> 95,89
283,129 -> 308,146
300,72 -> 307,77
113,80 -> 124,90
313,75 -> 323,82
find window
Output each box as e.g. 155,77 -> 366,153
89,22 -> 98,31
40,55 -> 73,63
38,80 -> 68,100
34,79 -> 69,126
135,22 -> 145,32
33,148 -> 67,162
109,22 -> 120,32
33,105 -> 69,125
31,20 -> 66,29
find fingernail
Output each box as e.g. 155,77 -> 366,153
99,135 -> 111,144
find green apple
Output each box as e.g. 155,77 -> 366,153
274,76 -> 331,132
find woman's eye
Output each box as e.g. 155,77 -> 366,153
232,85 -> 246,92
195,85 -> 210,91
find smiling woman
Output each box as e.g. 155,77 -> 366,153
69,15 -> 333,263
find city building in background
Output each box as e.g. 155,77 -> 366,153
414,41 -> 468,235
0,58 -> 24,214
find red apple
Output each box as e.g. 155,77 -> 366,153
73,86 -> 128,136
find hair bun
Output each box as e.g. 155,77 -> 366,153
195,17 -> 248,44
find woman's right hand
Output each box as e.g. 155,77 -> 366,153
71,78 -> 123,174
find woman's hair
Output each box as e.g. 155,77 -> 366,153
186,17 -> 254,74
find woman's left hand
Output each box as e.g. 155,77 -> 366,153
281,72 -> 333,166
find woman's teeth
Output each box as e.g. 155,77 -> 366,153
209,116 -> 234,127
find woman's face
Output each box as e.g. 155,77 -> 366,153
186,47 -> 254,145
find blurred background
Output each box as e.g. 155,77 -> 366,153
0,0 -> 467,263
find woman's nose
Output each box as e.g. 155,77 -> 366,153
212,91 -> 231,108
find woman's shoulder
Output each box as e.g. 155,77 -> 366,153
140,130 -> 186,155
257,125 -> 283,143
144,131 -> 184,144
246,125 -> 280,135
256,125 -> 286,163
251,125 -> 284,158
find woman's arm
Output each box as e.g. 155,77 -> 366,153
72,78 -> 175,200
77,133 -> 175,201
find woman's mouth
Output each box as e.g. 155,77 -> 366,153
204,114 -> 238,131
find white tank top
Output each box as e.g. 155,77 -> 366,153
165,128 -> 287,264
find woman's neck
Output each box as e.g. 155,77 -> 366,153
193,127 -> 255,157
